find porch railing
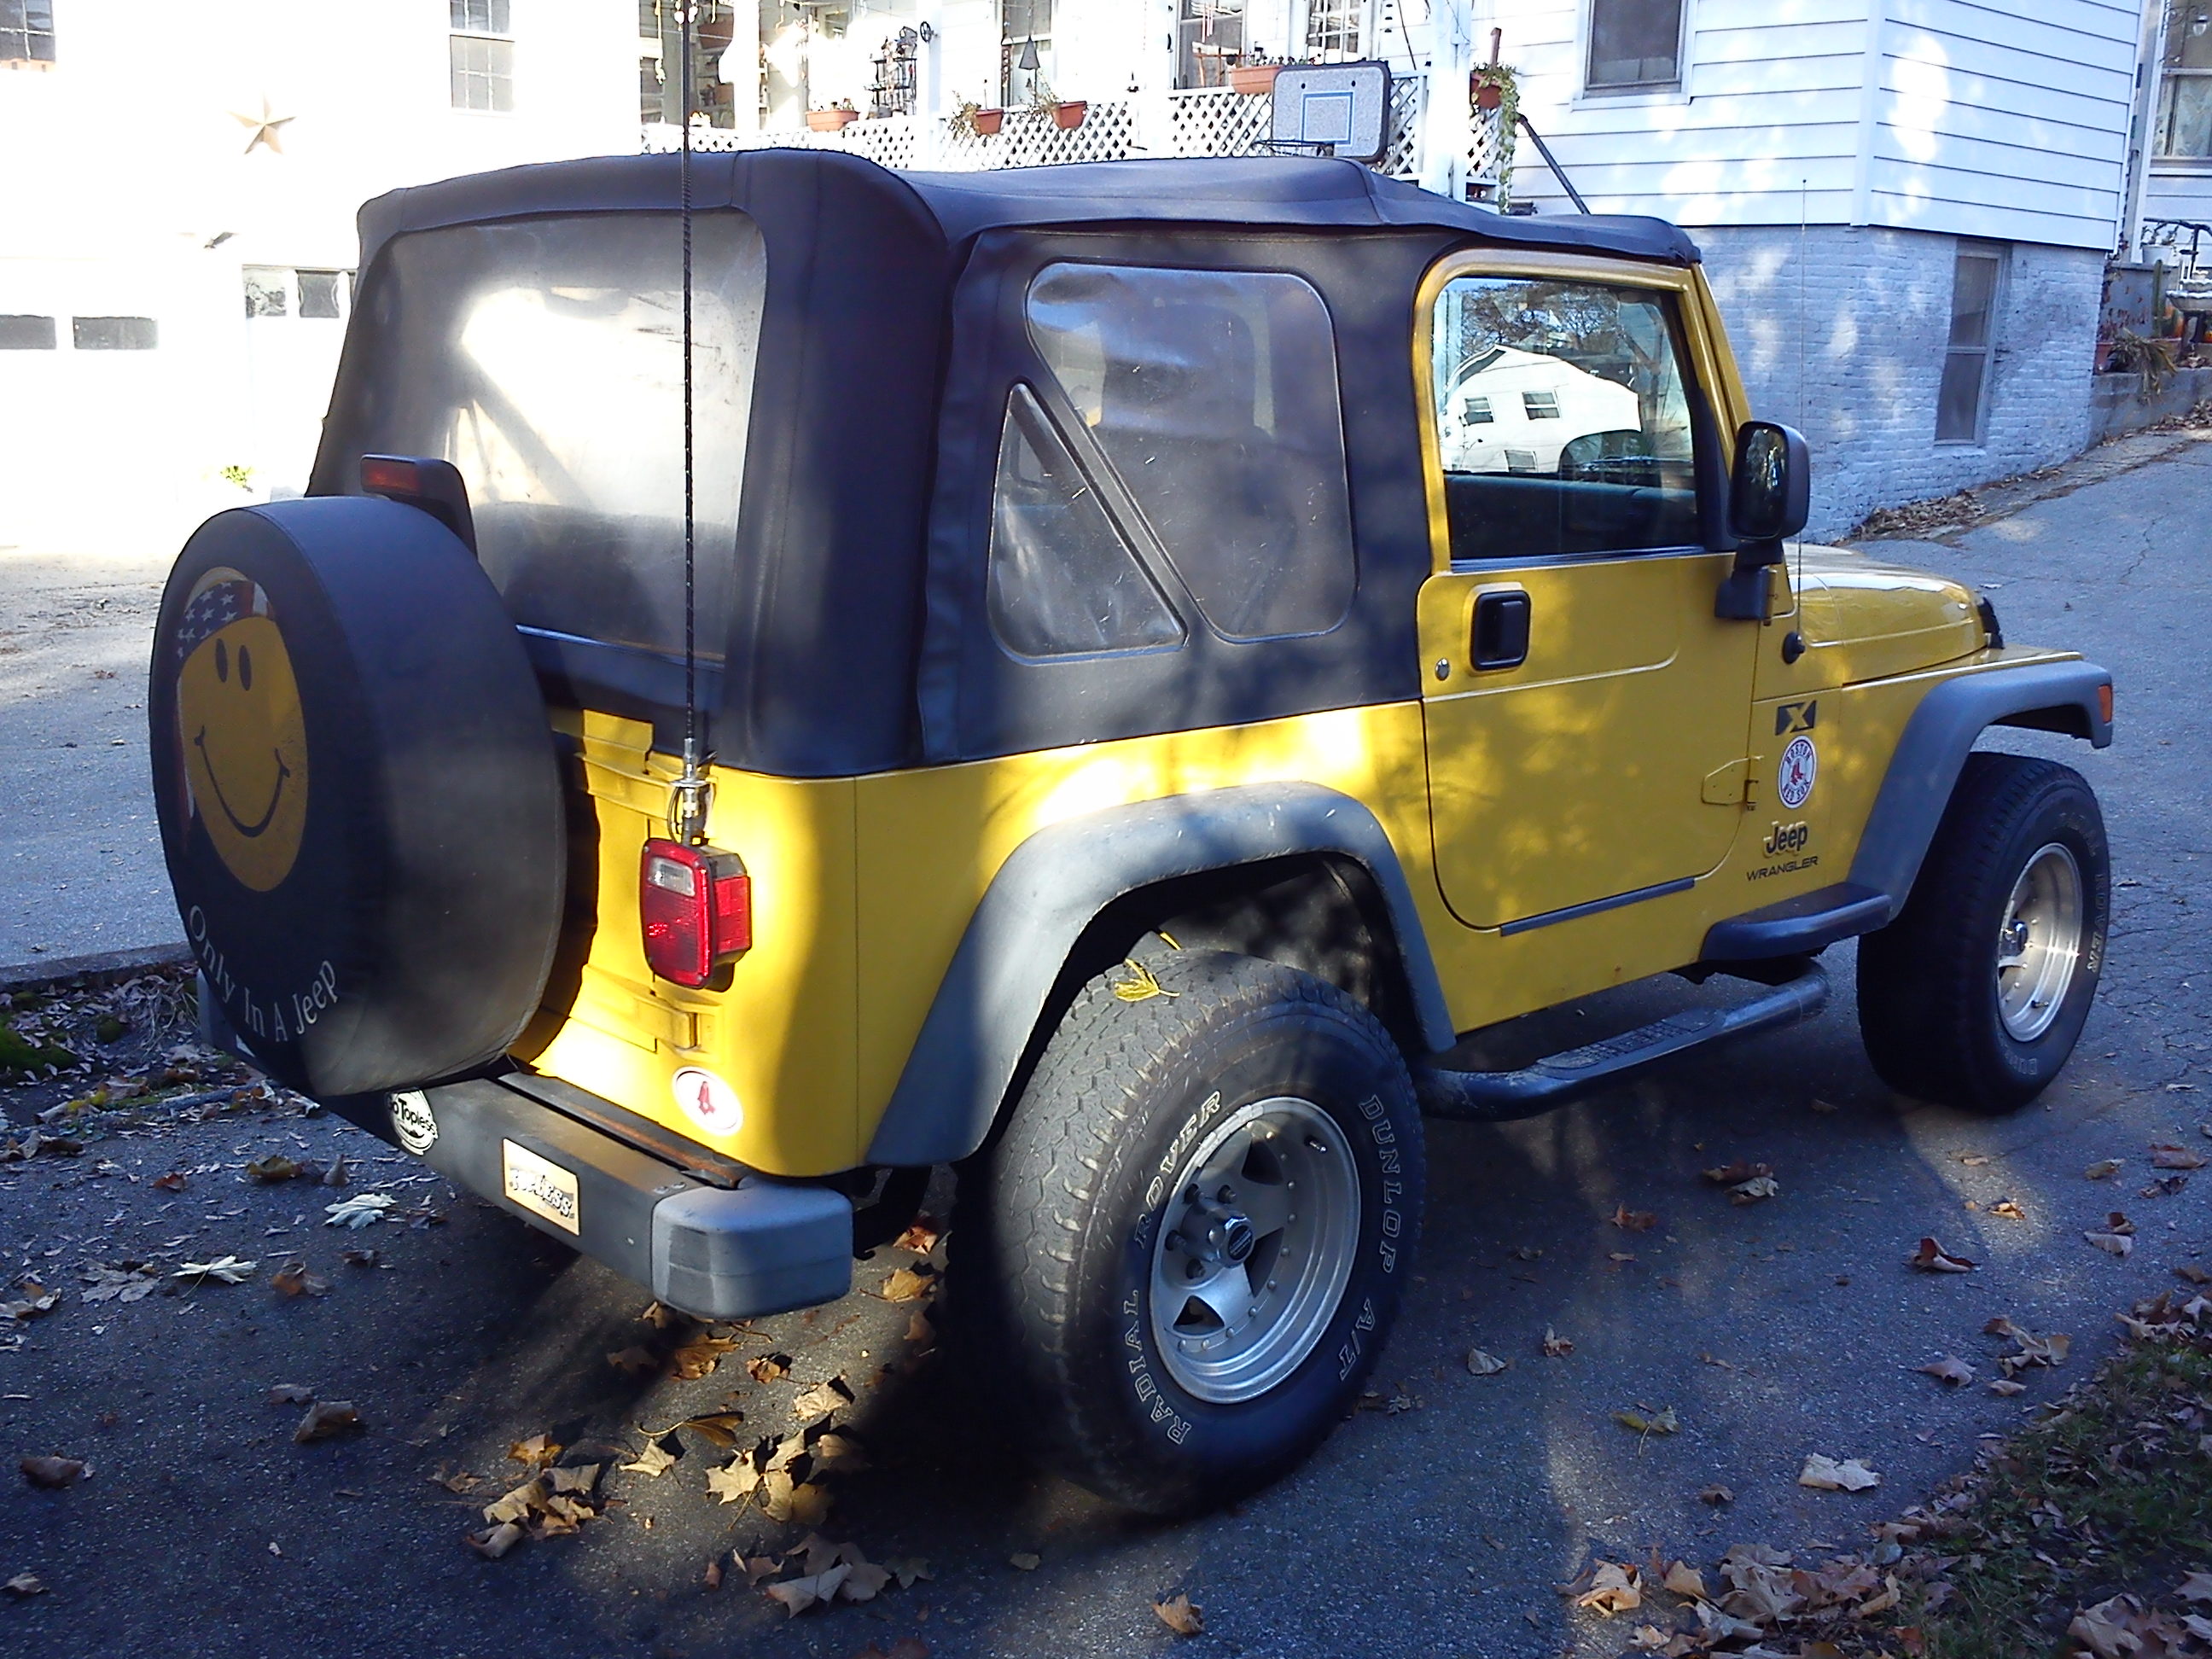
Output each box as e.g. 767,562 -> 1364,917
644,77 -> 1430,182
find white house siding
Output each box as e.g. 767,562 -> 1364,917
2145,168 -> 2212,229
1702,224 -> 2101,535
0,2 -> 634,557
1863,0 -> 2141,251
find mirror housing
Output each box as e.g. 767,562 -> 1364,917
1716,421 -> 1810,621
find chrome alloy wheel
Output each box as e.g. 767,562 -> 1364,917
1995,841 -> 2085,1043
1148,1096 -> 1361,1405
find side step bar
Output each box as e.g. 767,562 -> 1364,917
1415,963 -> 1831,1124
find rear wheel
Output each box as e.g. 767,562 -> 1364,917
953,950 -> 1423,1514
1857,753 -> 2108,1114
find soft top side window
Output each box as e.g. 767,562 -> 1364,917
1025,261 -> 1357,643
1429,274 -> 1703,562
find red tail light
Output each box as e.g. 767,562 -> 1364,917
640,839 -> 752,987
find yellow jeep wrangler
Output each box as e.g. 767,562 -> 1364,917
148,152 -> 2112,1515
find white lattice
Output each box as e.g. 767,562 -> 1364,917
644,82 -> 1436,181
1164,85 -> 1273,159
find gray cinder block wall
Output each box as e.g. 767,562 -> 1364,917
1695,226 -> 2104,539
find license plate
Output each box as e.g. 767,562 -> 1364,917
501,1139 -> 580,1235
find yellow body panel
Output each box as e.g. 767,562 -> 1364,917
509,253 -> 2081,1181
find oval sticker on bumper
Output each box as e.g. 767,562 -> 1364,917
672,1067 -> 743,1137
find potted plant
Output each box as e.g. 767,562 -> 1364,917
950,94 -> 1003,137
1227,51 -> 1279,96
1027,79 -> 1086,130
806,99 -> 859,132
1471,61 -> 1516,114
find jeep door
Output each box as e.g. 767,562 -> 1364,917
1415,254 -> 1757,934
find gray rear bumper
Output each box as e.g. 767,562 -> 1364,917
335,1076 -> 853,1321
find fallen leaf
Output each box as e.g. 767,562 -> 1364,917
1730,1175 -> 1780,1205
2175,1265 -> 2212,1286
619,1440 -> 676,1478
545,1463 -> 599,1498
703,1555 -> 723,1590
2085,1230 -> 2135,1258
1811,1097 -> 1839,1114
885,1556 -> 933,1589
2142,1174 -> 2191,1198
322,1193 -> 393,1229
811,1431 -> 869,1473
1613,1406 -> 1679,1435
151,1171 -> 187,1191
1798,1453 -> 1881,1491
245,1155 -> 303,1183
2085,1159 -> 2123,1180
747,1353 -> 792,1383
2,1573 -> 44,1596
903,1308 -> 934,1347
2105,1211 -> 2139,1235
508,1434 -> 562,1470
669,1412 -> 747,1450
1465,1347 -> 1509,1377
1988,1378 -> 2027,1396
321,1154 -> 349,1187
668,1333 -> 740,1380
1697,1483 -> 1734,1505
1009,1551 -> 1041,1571
1906,1237 -> 1977,1273
1153,1592 -> 1205,1636
2175,1569 -> 2212,1604
1703,1160 -> 1772,1185
1541,1326 -> 1574,1358
294,1401 -> 359,1444
764,1563 -> 849,1616
1917,1357 -> 1976,1386
173,1254 -> 256,1284
465,1521 -> 524,1559
481,1478 -> 547,1525
1610,1204 -> 1658,1231
0,1282 -> 60,1322
19,1454 -> 85,1489
791,1378 -> 853,1422
880,1265 -> 936,1303
1575,1560 -> 1643,1615
706,1458 -> 759,1505
893,1215 -> 941,1254
339,1248 -> 381,1268
269,1260 -> 329,1298
2069,1596 -> 2145,1659
268,1382 -> 315,1405
1662,1560 -> 1707,1599
1988,1199 -> 2027,1220
605,1347 -> 658,1377
2152,1143 -> 2208,1170
1958,1153 -> 1990,1166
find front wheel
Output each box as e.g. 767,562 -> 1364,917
953,950 -> 1423,1515
1857,752 -> 2109,1113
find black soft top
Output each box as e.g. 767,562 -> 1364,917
352,150 -> 1699,271
317,150 -> 1702,777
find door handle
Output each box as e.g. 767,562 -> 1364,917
1471,589 -> 1531,671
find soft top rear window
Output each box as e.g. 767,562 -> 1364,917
318,211 -> 765,661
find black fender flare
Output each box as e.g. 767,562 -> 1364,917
863,783 -> 1455,1167
1848,657 -> 2113,911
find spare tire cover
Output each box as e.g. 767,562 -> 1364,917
148,497 -> 565,1098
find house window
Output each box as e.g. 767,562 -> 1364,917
73,317 -> 157,350
1936,246 -> 2003,445
1177,1 -> 1244,89
243,268 -> 352,321
1001,0 -> 1051,107
1522,388 -> 1561,420
1464,395 -> 1493,424
0,315 -> 56,348
451,0 -> 515,113
0,2 -> 55,63
1304,0 -> 1362,61
2159,5 -> 2212,157
1586,0 -> 1685,91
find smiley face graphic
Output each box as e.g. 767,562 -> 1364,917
173,569 -> 309,892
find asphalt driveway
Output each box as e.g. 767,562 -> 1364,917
1,435 -> 2207,1657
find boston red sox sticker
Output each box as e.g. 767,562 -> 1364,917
1778,734 -> 1819,811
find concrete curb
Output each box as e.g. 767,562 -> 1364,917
0,941 -> 192,996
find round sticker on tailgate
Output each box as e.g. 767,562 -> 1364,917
672,1067 -> 743,1136
389,1088 -> 437,1155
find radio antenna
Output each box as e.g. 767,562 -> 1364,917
671,1 -> 709,845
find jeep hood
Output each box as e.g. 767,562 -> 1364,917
1787,544 -> 1983,684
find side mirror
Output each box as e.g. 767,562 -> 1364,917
1716,421 -> 1810,620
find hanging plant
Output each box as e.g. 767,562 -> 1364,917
1470,61 -> 1519,207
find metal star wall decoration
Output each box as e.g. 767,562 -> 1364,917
230,96 -> 295,155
